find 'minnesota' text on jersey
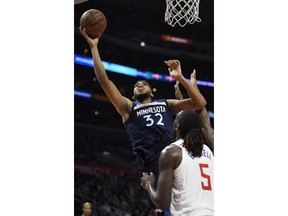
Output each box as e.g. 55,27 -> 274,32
123,99 -> 174,171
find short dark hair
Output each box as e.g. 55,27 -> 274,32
135,80 -> 152,90
178,110 -> 205,157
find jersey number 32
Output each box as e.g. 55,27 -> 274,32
143,114 -> 164,127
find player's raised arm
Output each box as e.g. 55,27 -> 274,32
174,80 -> 184,100
165,60 -> 206,114
79,27 -> 132,121
175,70 -> 214,153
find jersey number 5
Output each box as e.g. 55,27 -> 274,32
199,163 -> 212,190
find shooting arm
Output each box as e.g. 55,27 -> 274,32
89,43 -> 131,119
79,28 -> 131,120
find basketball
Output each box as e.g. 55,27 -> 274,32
80,9 -> 107,39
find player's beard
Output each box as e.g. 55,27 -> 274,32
134,92 -> 151,102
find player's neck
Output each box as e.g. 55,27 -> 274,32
137,97 -> 152,104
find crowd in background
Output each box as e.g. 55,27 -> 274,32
75,126 -> 155,215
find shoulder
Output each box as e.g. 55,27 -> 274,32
204,144 -> 212,151
131,100 -> 138,107
162,144 -> 181,154
203,144 -> 214,157
152,98 -> 169,105
159,143 -> 182,170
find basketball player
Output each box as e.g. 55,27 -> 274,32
174,70 -> 214,153
79,28 -> 207,215
141,110 -> 214,216
81,202 -> 92,216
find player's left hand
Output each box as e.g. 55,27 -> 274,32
164,59 -> 182,79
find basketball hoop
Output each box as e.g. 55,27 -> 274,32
165,0 -> 201,27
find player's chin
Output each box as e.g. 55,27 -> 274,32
134,92 -> 150,101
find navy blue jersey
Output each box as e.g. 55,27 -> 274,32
123,99 -> 175,171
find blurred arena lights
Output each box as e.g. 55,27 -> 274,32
74,54 -> 214,87
74,89 -> 214,118
161,34 -> 192,45
74,90 -> 92,99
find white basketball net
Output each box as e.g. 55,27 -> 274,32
165,0 -> 201,27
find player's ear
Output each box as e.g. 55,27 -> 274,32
151,87 -> 156,98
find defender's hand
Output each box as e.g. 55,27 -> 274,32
174,81 -> 184,100
141,172 -> 155,190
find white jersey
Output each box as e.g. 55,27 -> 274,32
170,139 -> 214,216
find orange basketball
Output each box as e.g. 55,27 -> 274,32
80,9 -> 107,39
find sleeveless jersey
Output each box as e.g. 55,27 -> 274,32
170,139 -> 214,216
123,99 -> 174,171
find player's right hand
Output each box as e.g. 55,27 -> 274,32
141,172 -> 155,190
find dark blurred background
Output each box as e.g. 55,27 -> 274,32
74,0 -> 213,215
